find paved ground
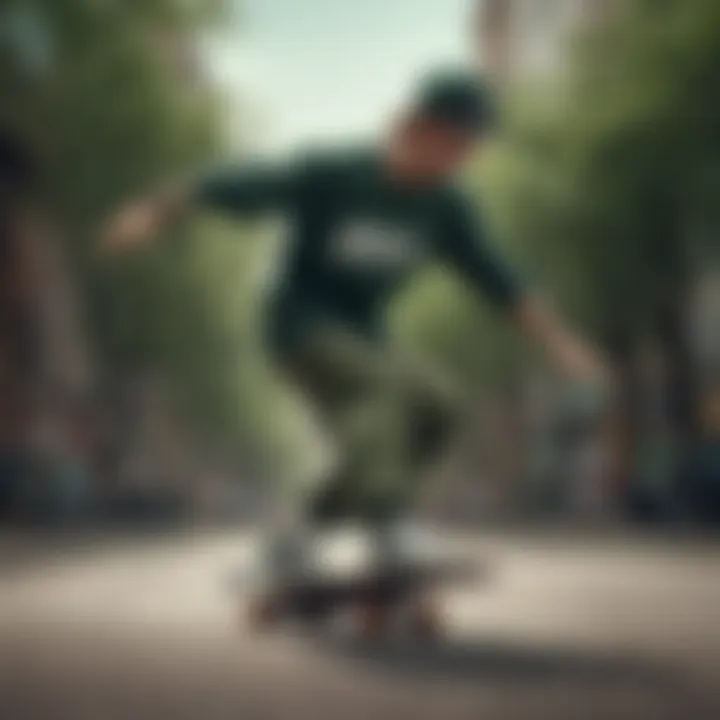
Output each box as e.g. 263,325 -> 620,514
1,528 -> 719,719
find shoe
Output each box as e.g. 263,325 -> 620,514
369,520 -> 442,571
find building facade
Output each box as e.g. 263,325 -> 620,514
477,0 -> 618,84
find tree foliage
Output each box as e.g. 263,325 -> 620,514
485,0 -> 720,348
1,0 -> 265,443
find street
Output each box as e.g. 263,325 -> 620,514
1,529 -> 719,719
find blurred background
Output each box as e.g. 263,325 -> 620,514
1,2 -> 719,718
1,0 -> 719,529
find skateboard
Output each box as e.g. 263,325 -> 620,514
244,558 -> 485,640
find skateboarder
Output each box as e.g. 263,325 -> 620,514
100,68 -> 609,591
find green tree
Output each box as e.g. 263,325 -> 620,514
1,0 -> 274,448
483,0 -> 720,473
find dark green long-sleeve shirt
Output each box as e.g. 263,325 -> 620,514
197,148 -> 522,357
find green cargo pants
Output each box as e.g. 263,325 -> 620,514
279,326 -> 460,525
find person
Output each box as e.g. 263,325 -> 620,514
100,69 -> 609,591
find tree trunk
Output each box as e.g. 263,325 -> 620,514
604,340 -> 643,509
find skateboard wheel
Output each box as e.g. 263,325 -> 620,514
246,595 -> 282,630
356,603 -> 393,639
408,601 -> 443,641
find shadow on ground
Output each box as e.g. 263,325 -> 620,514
313,634 -> 684,690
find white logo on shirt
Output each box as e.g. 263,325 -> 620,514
331,220 -> 424,271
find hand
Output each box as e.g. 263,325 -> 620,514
515,297 -> 614,393
98,199 -> 159,257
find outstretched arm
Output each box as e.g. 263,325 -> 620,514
513,295 -> 610,386
437,192 -> 611,387
98,160 -> 301,256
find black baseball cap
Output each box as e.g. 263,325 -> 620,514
412,68 -> 498,136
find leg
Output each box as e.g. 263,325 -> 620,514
311,339 -> 460,636
253,333 -> 369,592
263,328 -> 461,580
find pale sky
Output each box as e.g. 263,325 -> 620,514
208,0 -> 475,152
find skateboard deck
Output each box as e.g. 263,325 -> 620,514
244,557 -> 486,635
